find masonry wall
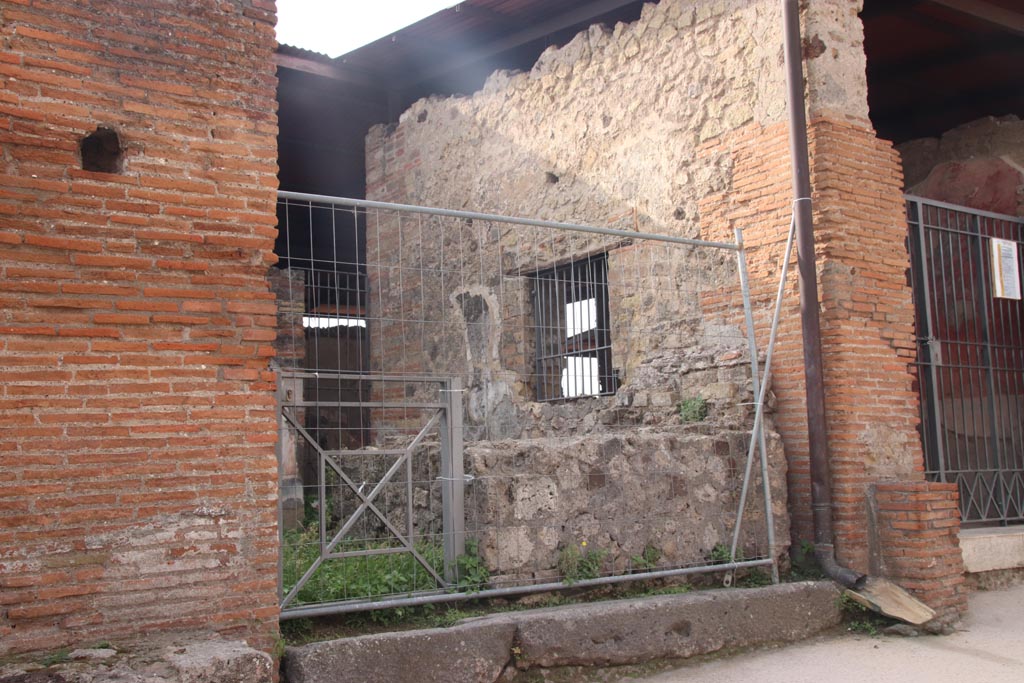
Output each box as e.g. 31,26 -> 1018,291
366,0 -> 791,428
899,115 -> 1024,216
364,0 -> 965,621
795,2 -> 964,620
364,0 -> 793,574
871,481 -> 966,630
0,0 -> 280,655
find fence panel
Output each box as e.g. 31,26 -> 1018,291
275,192 -> 786,617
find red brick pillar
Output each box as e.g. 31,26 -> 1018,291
0,0 -> 281,656
806,119 -> 966,623
872,482 -> 967,629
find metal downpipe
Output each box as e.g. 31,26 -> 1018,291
781,0 -> 862,590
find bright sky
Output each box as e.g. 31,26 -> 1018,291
276,0 -> 461,58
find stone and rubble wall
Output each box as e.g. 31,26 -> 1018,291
364,0 -> 965,621
466,424 -> 788,580
899,115 -> 1024,216
365,0 -> 792,571
0,0 -> 280,656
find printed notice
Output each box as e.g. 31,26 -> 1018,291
991,238 -> 1021,300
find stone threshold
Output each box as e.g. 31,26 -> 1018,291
960,526 -> 1024,574
283,581 -> 842,683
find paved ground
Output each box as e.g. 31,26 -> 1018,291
629,585 -> 1024,683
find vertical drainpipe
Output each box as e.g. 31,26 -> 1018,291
781,0 -> 862,588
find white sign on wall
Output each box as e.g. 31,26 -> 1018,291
991,238 -> 1021,300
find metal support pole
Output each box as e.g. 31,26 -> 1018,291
279,558 -> 775,620
732,227 -> 781,584
908,200 -> 946,481
275,368 -> 286,604
278,190 -> 740,252
440,377 -> 466,584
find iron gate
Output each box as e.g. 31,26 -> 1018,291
907,196 -> 1024,525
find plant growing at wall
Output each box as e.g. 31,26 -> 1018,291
629,544 -> 661,573
281,527 -> 446,608
39,649 -> 71,667
789,540 -> 824,580
735,569 -> 772,588
456,539 -> 491,592
558,541 -> 607,584
678,396 -> 708,422
838,592 -> 895,636
707,542 -> 734,564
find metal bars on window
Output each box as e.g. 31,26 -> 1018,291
907,196 -> 1024,526
532,254 -> 615,401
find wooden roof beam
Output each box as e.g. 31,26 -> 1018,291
927,0 -> 1024,36
274,53 -> 382,90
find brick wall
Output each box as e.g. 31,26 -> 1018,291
797,1 -> 965,619
872,482 -> 967,627
268,267 -> 305,370
807,120 -> 926,571
697,120 -> 816,544
0,0 -> 280,655
695,116 -> 965,617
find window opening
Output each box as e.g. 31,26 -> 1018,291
533,253 -> 616,401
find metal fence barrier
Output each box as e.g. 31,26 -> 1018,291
274,191 -> 792,618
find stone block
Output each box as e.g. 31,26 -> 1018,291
960,527 -> 1024,574
284,621 -> 515,683
281,582 -> 842,682
508,581 -> 842,668
166,641 -> 273,683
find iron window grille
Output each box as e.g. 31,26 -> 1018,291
532,253 -> 616,401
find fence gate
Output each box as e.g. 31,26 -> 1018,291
278,371 -> 466,611
907,196 -> 1024,525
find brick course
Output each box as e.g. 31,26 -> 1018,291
697,116 -> 965,617
0,0 -> 280,656
872,482 -> 967,626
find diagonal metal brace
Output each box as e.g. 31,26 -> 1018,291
281,407 -> 448,590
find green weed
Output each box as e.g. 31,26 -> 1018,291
707,542 -> 734,564
629,544 -> 662,573
456,539 -> 491,592
281,526 -> 490,611
735,569 -> 772,587
40,649 -> 70,667
789,540 -> 824,580
557,542 -> 607,584
678,397 -> 708,422
281,528 -> 442,607
837,592 -> 894,636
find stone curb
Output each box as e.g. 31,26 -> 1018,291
283,620 -> 516,683
283,581 -> 842,683
0,639 -> 273,683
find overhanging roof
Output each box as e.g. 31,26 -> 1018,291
275,0 -> 646,109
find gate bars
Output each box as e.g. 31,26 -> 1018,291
907,196 -> 1024,525
275,191 -> 792,618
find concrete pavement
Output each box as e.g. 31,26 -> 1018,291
630,584 -> 1024,683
